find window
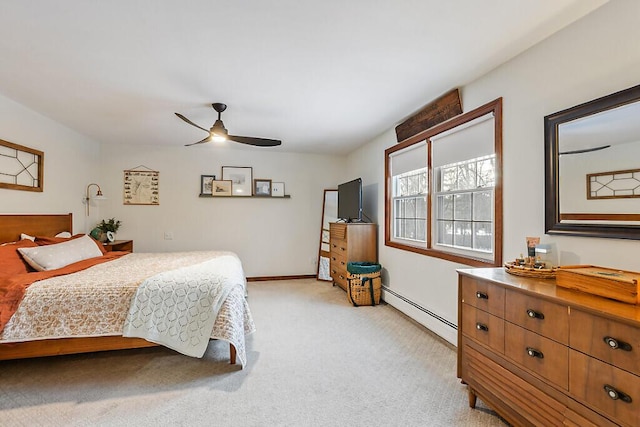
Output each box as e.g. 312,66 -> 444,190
385,98 -> 502,267
389,141 -> 427,245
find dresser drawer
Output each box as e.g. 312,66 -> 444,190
330,239 -> 347,253
505,322 -> 568,390
330,250 -> 348,272
505,289 -> 569,344
570,350 -> 640,427
570,309 -> 640,377
330,223 -> 347,239
460,277 -> 505,318
331,271 -> 348,291
462,303 -> 505,354
462,338 -> 566,427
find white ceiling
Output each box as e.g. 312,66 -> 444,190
0,1 -> 607,155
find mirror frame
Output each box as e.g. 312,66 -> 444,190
545,83 -> 640,240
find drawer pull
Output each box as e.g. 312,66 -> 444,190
339,275 -> 345,280
604,384 -> 632,403
340,261 -> 345,266
340,247 -> 345,251
526,309 -> 545,320
475,291 -> 488,300
603,336 -> 632,351
526,347 -> 544,359
476,323 -> 489,332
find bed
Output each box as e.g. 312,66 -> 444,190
0,213 -> 255,366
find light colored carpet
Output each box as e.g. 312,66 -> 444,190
0,279 -> 506,426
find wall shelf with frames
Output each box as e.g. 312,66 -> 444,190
198,194 -> 291,199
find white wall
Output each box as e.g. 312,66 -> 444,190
347,0 -> 640,345
0,93 -> 100,233
98,143 -> 346,277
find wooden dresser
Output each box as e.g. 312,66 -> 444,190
329,222 -> 377,291
458,268 -> 640,427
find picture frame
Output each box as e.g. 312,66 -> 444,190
272,182 -> 285,197
211,179 -> 232,196
123,168 -> 159,205
222,166 -> 253,196
200,175 -> 216,195
254,179 -> 272,197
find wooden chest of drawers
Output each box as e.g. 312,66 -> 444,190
329,223 -> 377,291
458,268 -> 640,427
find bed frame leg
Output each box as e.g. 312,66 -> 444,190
229,343 -> 237,365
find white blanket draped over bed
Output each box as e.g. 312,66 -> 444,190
123,255 -> 242,358
1,251 -> 255,366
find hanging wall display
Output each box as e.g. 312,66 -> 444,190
0,138 -> 44,192
123,165 -> 159,205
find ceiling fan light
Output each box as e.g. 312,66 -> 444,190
212,134 -> 227,142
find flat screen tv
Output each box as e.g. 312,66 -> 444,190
338,178 -> 362,222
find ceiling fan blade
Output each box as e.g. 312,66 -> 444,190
559,145 -> 610,155
228,135 -> 282,147
184,136 -> 211,146
175,113 -> 209,133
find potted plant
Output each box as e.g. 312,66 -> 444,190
91,218 -> 122,243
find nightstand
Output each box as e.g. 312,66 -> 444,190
104,240 -> 133,252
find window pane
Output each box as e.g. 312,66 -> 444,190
454,221 -> 472,248
436,220 -> 453,246
408,174 -> 418,195
416,196 -> 427,218
473,191 -> 493,221
416,219 -> 426,241
457,162 -> 476,190
437,195 -> 453,220
477,157 -> 495,187
474,222 -> 493,251
454,193 -> 472,220
402,219 -> 416,240
441,166 -> 456,192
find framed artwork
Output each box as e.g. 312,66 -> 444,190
200,175 -> 216,195
211,180 -> 232,196
123,168 -> 159,205
0,138 -> 44,192
254,179 -> 272,197
222,166 -> 253,196
272,182 -> 285,197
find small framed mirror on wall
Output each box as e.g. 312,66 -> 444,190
317,189 -> 338,281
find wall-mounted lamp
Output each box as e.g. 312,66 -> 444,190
84,183 -> 107,216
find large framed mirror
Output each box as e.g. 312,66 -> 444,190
317,189 -> 338,281
545,83 -> 640,239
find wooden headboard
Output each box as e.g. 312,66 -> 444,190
0,213 -> 73,244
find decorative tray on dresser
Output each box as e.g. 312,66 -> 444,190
457,267 -> 640,427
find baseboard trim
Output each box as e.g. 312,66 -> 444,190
247,274 -> 316,282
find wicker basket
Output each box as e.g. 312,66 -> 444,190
347,272 -> 381,306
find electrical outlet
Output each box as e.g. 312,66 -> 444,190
164,231 -> 174,240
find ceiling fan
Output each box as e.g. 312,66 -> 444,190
175,103 -> 282,147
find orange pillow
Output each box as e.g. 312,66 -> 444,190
0,240 -> 38,275
35,234 -> 107,255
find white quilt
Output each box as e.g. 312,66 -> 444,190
122,254 -> 243,359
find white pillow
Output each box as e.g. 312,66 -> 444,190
20,233 -> 35,241
18,235 -> 103,271
55,231 -> 72,238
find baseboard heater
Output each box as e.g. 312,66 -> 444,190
382,285 -> 457,331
